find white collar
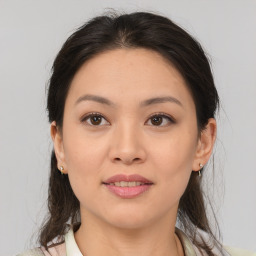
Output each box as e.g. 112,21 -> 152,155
64,226 -> 197,256
65,227 -> 83,256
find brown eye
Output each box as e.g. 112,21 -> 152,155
151,116 -> 163,126
90,115 -> 102,125
81,113 -> 109,126
146,114 -> 175,127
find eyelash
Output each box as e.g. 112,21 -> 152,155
147,113 -> 176,127
80,112 -> 176,127
81,112 -> 109,126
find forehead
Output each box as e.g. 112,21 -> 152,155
66,48 -> 195,110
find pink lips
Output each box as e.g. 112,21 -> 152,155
103,174 -> 153,199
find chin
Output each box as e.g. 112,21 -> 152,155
101,208 -> 157,230
108,218 -> 151,230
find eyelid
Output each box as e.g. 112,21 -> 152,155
80,112 -> 176,126
145,112 -> 176,126
80,112 -> 110,125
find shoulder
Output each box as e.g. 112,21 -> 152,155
16,248 -> 44,256
175,227 -> 256,256
225,246 -> 256,256
17,241 -> 66,256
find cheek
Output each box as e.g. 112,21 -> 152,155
62,129 -> 109,194
152,129 -> 197,197
152,130 -> 197,172
63,127 -> 107,169
62,135 -> 107,209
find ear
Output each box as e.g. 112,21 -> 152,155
192,118 -> 217,172
50,121 -> 68,174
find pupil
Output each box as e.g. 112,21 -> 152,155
91,116 -> 101,125
152,116 -> 162,125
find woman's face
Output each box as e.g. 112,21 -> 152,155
53,48 -> 212,229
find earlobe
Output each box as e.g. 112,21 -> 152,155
50,121 -> 67,174
192,118 -> 217,171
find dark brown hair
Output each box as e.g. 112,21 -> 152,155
40,10 -> 223,255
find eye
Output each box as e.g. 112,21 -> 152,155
81,113 -> 109,126
146,113 -> 175,127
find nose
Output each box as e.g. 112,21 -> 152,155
108,122 -> 147,165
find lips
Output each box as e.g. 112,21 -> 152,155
102,174 -> 153,199
103,174 -> 153,184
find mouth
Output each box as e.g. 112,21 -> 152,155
102,174 -> 153,199
103,181 -> 153,187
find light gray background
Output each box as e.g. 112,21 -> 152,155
0,1 -> 255,255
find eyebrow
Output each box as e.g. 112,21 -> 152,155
75,94 -> 115,107
141,96 -> 183,108
75,94 -> 183,108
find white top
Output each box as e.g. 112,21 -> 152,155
17,227 -> 256,256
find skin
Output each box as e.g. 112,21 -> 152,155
51,48 -> 217,256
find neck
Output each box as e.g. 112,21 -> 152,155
74,211 -> 184,256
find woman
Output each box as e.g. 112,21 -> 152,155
18,11 -> 255,256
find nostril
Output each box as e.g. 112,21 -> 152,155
113,157 -> 142,165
